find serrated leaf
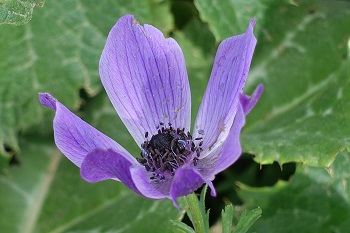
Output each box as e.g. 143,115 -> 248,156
171,220 -> 196,233
199,185 -> 210,232
0,136 -> 181,233
239,152 -> 350,233
0,0 -> 173,166
221,204 -> 234,233
195,0 -> 268,41
0,0 -> 44,26
188,0 -> 350,167
233,207 -> 262,233
241,0 -> 350,166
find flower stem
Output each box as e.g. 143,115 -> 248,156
184,193 -> 206,233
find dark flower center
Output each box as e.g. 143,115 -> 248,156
137,123 -> 203,181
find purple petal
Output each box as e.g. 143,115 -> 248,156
198,101 -> 245,178
39,92 -> 56,110
170,164 -> 216,208
99,14 -> 191,147
193,18 -> 256,154
81,148 -> 166,199
130,165 -> 169,198
38,93 -> 134,168
240,84 -> 264,115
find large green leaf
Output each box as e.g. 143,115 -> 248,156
242,0 -> 350,166
0,137 -> 180,232
0,0 -> 173,167
0,0 -> 44,26
172,18 -> 215,125
239,151 -> 350,233
233,207 -> 262,233
196,0 -> 350,166
195,0 -> 268,41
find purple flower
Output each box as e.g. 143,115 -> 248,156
39,14 -> 263,207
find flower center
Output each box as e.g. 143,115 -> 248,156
137,123 -> 203,181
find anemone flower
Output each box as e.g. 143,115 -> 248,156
39,14 -> 263,207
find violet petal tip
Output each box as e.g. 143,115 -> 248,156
208,182 -> 217,197
39,92 -> 56,110
172,198 -> 182,210
250,17 -> 256,28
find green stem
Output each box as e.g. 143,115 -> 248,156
184,193 -> 206,233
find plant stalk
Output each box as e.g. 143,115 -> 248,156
184,193 -> 205,233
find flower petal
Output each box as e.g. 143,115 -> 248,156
193,18 -> 256,154
240,83 -> 264,116
170,164 -> 216,208
81,148 -> 166,199
99,14 -> 191,147
38,93 -> 134,168
197,101 -> 245,179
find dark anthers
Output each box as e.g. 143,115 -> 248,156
137,123 -> 203,181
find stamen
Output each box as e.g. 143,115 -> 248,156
196,147 -> 201,157
193,158 -> 198,166
138,122 -> 204,182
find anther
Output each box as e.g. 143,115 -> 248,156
138,122 -> 203,181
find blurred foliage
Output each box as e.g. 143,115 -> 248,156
0,136 -> 180,232
0,0 -> 349,232
240,151 -> 350,233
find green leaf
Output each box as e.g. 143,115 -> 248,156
239,152 -> 350,233
195,0 -> 269,41
221,204 -> 234,233
199,185 -> 210,233
0,0 -> 173,167
184,193 -> 209,233
172,18 -> 215,125
233,207 -> 262,233
0,136 -> 181,233
190,0 -> 350,167
0,0 -> 44,26
171,220 -> 196,233
241,0 -> 350,166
